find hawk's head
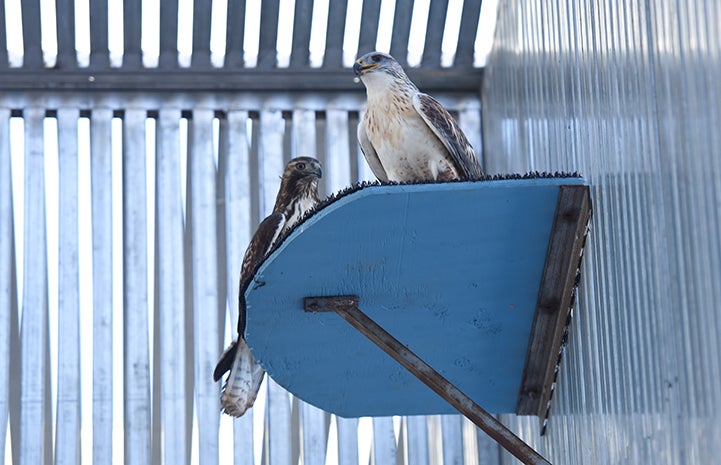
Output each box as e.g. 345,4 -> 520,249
354,52 -> 412,90
274,157 -> 323,214
282,157 -> 322,183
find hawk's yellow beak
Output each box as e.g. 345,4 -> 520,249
353,60 -> 379,76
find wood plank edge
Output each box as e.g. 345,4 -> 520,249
516,185 -> 591,424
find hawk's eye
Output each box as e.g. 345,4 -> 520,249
371,54 -> 381,62
297,162 -> 306,170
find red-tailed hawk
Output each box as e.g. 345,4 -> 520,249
354,51 -> 483,182
214,157 -> 322,416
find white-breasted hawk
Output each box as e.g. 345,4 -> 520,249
354,51 -> 483,182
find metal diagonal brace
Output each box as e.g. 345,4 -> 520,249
304,295 -> 552,465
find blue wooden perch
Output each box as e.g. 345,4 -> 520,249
244,176 -> 590,415
244,177 -> 591,464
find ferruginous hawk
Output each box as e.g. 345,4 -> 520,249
354,51 -> 483,182
214,157 -> 323,417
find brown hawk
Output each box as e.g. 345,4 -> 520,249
214,157 -> 322,416
354,51 -> 483,182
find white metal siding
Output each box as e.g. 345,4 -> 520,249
0,93 -> 488,465
0,109 -> 12,464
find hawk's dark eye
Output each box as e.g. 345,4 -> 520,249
371,54 -> 381,62
297,162 -> 306,170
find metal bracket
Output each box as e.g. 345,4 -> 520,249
304,295 -> 552,465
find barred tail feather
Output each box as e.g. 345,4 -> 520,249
220,338 -> 266,417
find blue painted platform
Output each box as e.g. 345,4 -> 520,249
244,177 -> 587,417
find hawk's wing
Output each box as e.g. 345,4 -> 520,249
412,93 -> 483,179
358,121 -> 389,182
215,212 -> 285,383
214,212 -> 284,413
237,212 -> 286,335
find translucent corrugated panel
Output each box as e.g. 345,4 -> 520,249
483,0 -> 721,463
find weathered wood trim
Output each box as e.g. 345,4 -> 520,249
516,185 -> 592,419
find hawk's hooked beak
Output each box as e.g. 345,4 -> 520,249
307,160 -> 322,178
353,60 -> 379,76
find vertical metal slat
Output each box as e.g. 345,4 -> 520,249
421,0 -> 449,68
336,417 -> 359,465
151,217 -> 162,465
90,108 -> 114,465
301,404 -> 327,465
257,0 -> 281,68
156,108 -> 189,465
232,415 -> 255,465
357,0 -> 382,57
189,108 -> 220,465
291,386 -> 301,465
355,110 -> 375,182
406,416 -> 430,465
183,114 -> 196,465
218,114 -> 251,465
372,417 -> 396,465
55,108 -> 81,465
215,110 -> 243,460
258,110 -> 285,216
123,0 -> 143,67
427,416 -> 442,465
213,114 -> 230,463
55,0 -> 77,68
89,0 -> 110,67
219,110 -> 255,465
225,0 -> 247,68
453,0 -> 482,67
323,109 -> 352,193
21,0 -> 43,67
291,109 -> 317,157
267,380 -> 292,465
19,107 -> 48,465
441,415 -> 463,465
389,0 -> 415,66
346,111 -> 360,182
323,0 -> 348,68
122,108 -> 151,465
221,110 -> 251,339
158,0 -> 179,68
191,0 -> 212,68
289,0 -> 314,68
0,1 -> 9,68
0,108 -> 11,463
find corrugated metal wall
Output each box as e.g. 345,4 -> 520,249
483,0 -> 721,463
0,92 -> 492,465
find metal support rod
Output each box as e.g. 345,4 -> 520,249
304,296 -> 551,465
